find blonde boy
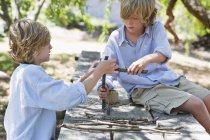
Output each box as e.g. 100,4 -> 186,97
98,0 -> 210,134
4,19 -> 118,139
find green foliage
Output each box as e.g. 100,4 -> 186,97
0,53 -> 13,75
98,21 -> 110,42
98,0 -> 113,42
46,0 -> 94,31
159,0 -> 210,40
184,40 -> 190,56
200,0 -> 210,9
52,54 -> 70,64
19,0 -> 34,18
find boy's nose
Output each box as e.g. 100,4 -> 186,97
128,20 -> 133,25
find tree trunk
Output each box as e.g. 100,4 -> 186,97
27,0 -> 46,21
0,0 -> 12,32
11,0 -> 21,21
181,0 -> 210,29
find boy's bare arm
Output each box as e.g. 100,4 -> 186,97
128,52 -> 167,75
143,52 -> 167,64
81,59 -> 118,94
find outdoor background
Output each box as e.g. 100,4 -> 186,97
1,0 -> 210,139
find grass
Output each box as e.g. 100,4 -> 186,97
0,53 -> 13,75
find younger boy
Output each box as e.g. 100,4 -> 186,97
4,19 -> 118,140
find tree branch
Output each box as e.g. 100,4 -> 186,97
60,123 -> 181,134
27,0 -> 46,21
11,0 -> 21,21
0,0 -> 12,32
164,0 -> 179,44
181,0 -> 210,29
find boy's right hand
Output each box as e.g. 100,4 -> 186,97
96,59 -> 118,74
98,85 -> 109,100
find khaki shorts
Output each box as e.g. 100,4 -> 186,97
131,77 -> 210,114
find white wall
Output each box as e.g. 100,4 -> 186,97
86,0 -> 122,26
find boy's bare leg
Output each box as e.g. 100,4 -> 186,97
203,94 -> 210,115
176,96 -> 210,134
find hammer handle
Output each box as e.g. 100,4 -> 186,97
102,56 -> 109,110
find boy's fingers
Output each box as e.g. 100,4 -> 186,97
100,88 -> 107,92
99,92 -> 107,99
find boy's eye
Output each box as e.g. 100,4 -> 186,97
129,17 -> 139,20
133,16 -> 140,19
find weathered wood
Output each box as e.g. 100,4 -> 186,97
58,51 -> 210,140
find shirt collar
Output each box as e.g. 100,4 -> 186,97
118,25 -> 151,46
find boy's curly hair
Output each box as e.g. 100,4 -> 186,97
9,19 -> 51,64
120,0 -> 157,27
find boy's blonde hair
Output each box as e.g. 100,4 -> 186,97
9,19 -> 51,64
120,0 -> 157,27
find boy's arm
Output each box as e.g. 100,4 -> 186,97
128,52 -> 166,75
82,59 -> 118,93
142,52 -> 167,64
153,21 -> 172,61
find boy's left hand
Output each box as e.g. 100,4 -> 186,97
127,58 -> 147,75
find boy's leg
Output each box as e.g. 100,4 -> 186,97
203,95 -> 210,114
175,77 -> 210,133
176,96 -> 210,134
131,85 -> 191,114
132,85 -> 210,134
178,77 -> 210,114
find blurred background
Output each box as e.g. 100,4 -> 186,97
1,0 -> 210,139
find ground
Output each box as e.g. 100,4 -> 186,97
1,27 -> 210,139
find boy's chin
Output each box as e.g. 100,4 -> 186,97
42,58 -> 50,63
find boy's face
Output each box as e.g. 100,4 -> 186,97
34,43 -> 52,65
122,15 -> 144,35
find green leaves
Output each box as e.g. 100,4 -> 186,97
0,53 -> 13,75
98,0 -> 113,42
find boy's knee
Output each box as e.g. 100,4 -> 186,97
189,96 -> 205,110
204,94 -> 210,102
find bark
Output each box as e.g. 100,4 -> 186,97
11,0 -> 21,21
164,0 -> 179,44
0,0 -> 12,32
27,0 -> 46,21
181,0 -> 210,29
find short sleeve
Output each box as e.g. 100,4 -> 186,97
152,21 -> 172,60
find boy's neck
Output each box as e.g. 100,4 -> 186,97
125,27 -> 145,44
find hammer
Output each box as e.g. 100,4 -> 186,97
101,56 -> 109,111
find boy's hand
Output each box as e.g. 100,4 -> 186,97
98,85 -> 109,99
97,59 -> 118,74
128,58 -> 148,75
88,60 -> 99,72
